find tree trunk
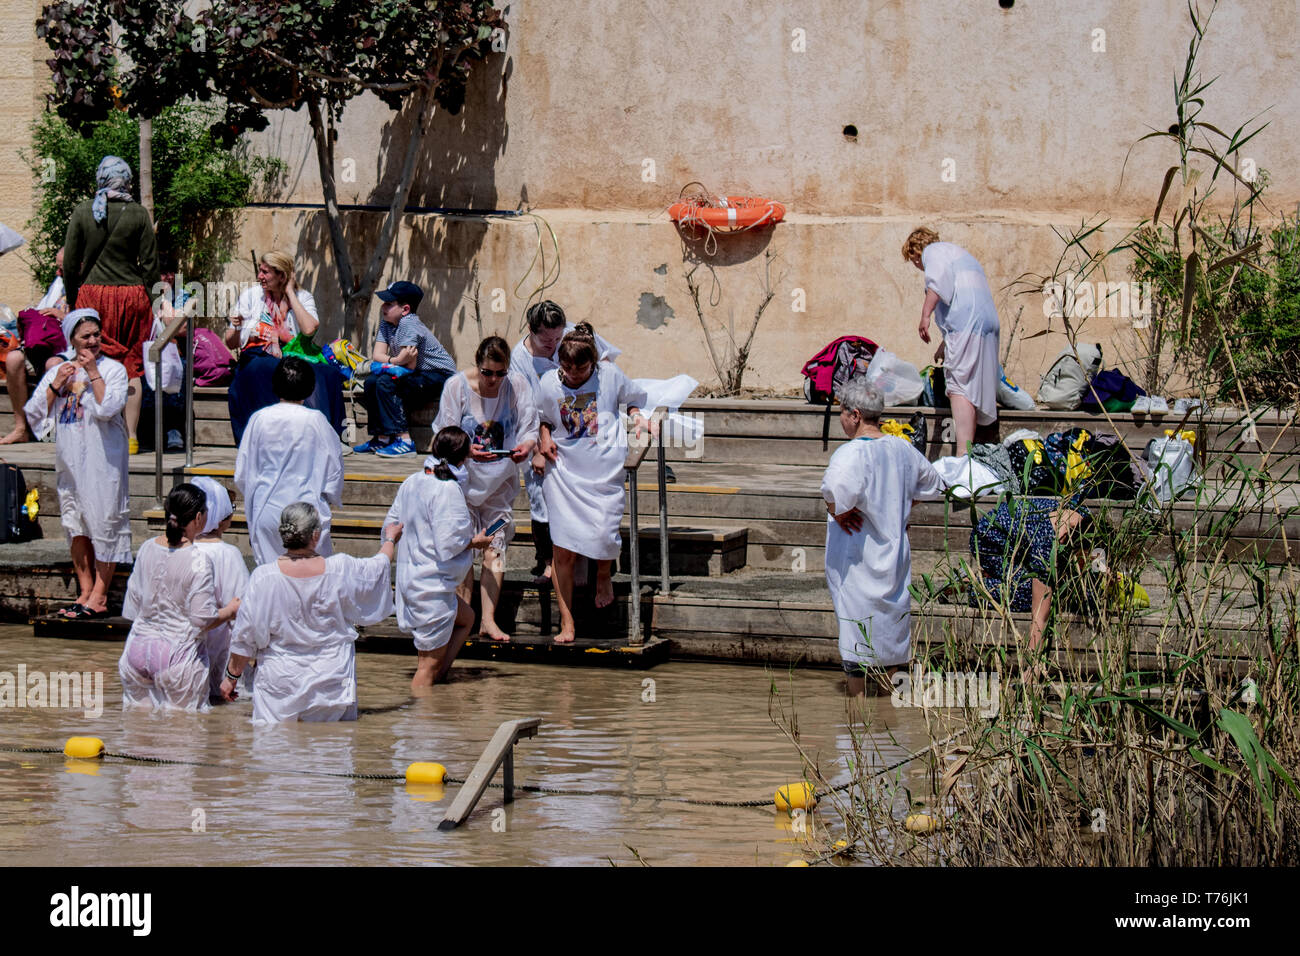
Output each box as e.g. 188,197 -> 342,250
139,119 -> 153,222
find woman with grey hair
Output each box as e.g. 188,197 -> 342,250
822,378 -> 945,696
63,155 -> 159,453
220,502 -> 400,723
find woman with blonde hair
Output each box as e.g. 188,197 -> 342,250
903,227 -> 1001,453
225,250 -> 345,443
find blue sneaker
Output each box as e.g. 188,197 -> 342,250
353,437 -> 391,454
376,438 -> 416,457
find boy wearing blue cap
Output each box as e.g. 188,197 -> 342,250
355,280 -> 457,456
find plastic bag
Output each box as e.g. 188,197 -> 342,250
865,348 -> 924,406
997,368 -> 1036,410
1143,430 -> 1201,503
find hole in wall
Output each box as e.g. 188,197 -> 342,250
842,124 -> 858,140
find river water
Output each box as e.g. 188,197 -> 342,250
0,627 -> 940,866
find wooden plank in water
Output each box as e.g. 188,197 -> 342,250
438,717 -> 541,831
31,613 -> 131,640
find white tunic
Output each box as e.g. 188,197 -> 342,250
385,472 -> 475,651
510,328 -> 621,523
229,553 -> 394,724
432,370 -> 539,512
24,355 -> 133,563
922,242 -> 1001,426
234,402 -> 345,565
822,437 -> 944,668
535,364 -> 648,560
118,539 -> 219,711
193,538 -> 251,697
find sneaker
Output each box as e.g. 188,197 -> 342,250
353,436 -> 391,454
1131,396 -> 1151,414
1172,398 -> 1203,414
165,429 -> 184,451
376,438 -> 416,457
1148,396 -> 1169,414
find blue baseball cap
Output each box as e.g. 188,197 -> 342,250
376,281 -> 424,308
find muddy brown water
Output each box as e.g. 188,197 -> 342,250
0,626 -> 940,865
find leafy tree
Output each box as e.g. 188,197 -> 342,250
38,0 -> 507,340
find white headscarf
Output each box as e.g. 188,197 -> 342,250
192,476 -> 233,535
60,308 -> 100,359
423,455 -> 468,487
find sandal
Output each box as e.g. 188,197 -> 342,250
56,603 -> 87,619
61,605 -> 109,620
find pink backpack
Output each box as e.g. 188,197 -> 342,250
801,335 -> 878,404
17,309 -> 66,353
191,327 -> 235,386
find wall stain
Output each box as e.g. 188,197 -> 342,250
635,292 -> 674,330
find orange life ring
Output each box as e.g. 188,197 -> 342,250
668,195 -> 786,231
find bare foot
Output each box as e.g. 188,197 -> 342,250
482,626 -> 511,643
594,575 -> 614,609
0,427 -> 30,445
554,628 -> 576,645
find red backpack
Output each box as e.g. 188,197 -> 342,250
801,335 -> 879,449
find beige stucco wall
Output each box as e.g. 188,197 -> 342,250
4,0 -> 1298,393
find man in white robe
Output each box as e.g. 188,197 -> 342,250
822,379 -> 945,696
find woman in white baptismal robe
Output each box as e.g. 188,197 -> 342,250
234,356 -> 344,565
222,502 -> 396,724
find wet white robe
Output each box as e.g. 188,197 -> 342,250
510,328 -> 621,523
229,553 -> 394,724
234,402 -> 345,565
118,539 -> 219,711
535,364 -> 648,560
432,370 -> 539,550
822,436 -> 944,668
24,355 -> 133,564
922,242 -> 1001,426
194,538 -> 251,698
385,472 -> 475,650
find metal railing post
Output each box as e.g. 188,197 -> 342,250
658,431 -> 669,594
184,311 -> 194,467
627,464 -> 641,645
154,352 -> 164,505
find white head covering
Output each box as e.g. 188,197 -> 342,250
192,477 -> 233,535
60,308 -> 100,358
423,455 -> 468,487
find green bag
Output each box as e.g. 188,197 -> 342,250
282,332 -> 326,364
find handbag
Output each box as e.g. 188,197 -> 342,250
142,319 -> 183,394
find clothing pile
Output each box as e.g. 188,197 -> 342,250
936,428 -> 1149,500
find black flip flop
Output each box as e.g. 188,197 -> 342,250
56,603 -> 87,619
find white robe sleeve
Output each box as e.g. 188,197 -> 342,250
923,245 -> 956,305
337,553 -> 395,627
595,332 -> 622,364
432,373 -> 465,432
23,364 -> 61,440
83,358 -> 128,421
610,364 -> 649,414
316,415 -> 344,507
910,447 -> 947,501
186,550 -> 219,634
821,451 -> 858,514
122,544 -> 146,621
510,372 -> 540,445
229,569 -> 271,659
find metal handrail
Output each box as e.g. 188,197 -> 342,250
624,408 -> 669,645
149,306 -> 194,504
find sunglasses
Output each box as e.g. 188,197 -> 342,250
479,367 -> 508,378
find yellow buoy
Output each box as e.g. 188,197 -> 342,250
404,782 -> 446,803
405,762 -> 447,785
775,781 -> 816,813
63,737 -> 104,759
905,812 -> 939,833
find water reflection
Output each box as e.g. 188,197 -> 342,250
0,626 -> 938,865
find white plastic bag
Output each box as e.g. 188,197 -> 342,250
932,455 -> 1006,499
865,348 -> 924,406
1143,433 -> 1201,503
997,368 -> 1036,410
142,321 -> 183,395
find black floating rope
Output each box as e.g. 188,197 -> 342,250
3,730 -> 960,808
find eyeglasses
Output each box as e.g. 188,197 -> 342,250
479,368 -> 508,378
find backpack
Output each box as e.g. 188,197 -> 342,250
0,464 -> 41,543
1038,343 -> 1103,410
192,328 -> 235,387
1081,368 -> 1145,413
921,365 -> 949,408
1084,431 -> 1148,500
17,309 -> 66,353
801,335 -> 878,405
324,338 -> 367,388
800,335 -> 878,449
